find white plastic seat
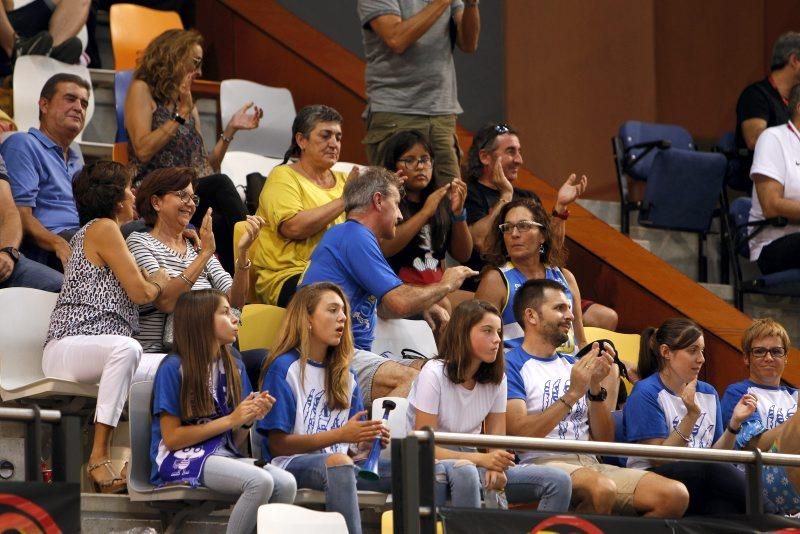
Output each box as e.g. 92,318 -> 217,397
372,396 -> 409,460
128,380 -> 235,532
373,318 -> 437,361
12,56 -> 95,141
220,79 -> 295,158
257,503 -> 347,534
220,151 -> 283,203
0,287 -> 98,401
331,161 -> 357,174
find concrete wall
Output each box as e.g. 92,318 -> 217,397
276,0 -> 506,132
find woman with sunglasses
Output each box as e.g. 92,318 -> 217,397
721,318 -> 797,451
474,197 -> 586,354
126,167 -> 264,382
380,130 -> 472,331
125,29 -> 261,273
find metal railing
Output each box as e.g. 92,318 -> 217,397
391,429 -> 800,534
0,406 -> 81,483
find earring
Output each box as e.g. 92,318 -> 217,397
539,244 -> 545,254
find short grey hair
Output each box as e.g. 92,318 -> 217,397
771,32 -> 800,71
789,84 -> 800,118
343,166 -> 401,214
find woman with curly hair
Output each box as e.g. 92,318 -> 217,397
124,29 -> 261,274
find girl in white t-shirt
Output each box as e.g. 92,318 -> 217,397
408,299 -> 572,510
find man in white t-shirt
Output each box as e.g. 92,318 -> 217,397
749,83 -> 800,274
504,279 -> 689,517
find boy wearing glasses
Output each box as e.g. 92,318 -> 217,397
721,318 -> 797,450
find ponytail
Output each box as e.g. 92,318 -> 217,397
638,318 -> 704,381
638,327 -> 661,380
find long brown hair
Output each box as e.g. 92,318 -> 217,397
172,289 -> 242,420
438,300 -> 505,385
483,198 -> 566,268
262,283 -> 354,410
638,318 -> 704,380
134,29 -> 203,105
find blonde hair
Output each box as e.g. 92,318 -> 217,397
741,318 -> 791,355
262,283 -> 354,410
172,289 -> 242,420
134,29 -> 203,105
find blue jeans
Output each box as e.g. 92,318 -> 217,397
436,460 -> 572,511
0,253 -> 62,292
284,453 -> 392,534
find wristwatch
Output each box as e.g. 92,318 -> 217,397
0,246 -> 19,264
172,112 -> 186,125
587,387 -> 607,402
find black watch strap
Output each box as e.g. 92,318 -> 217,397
587,386 -> 607,402
172,112 -> 186,125
0,247 -> 19,264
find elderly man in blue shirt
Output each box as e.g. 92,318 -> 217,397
0,72 -> 88,271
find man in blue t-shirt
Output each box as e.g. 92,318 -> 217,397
504,278 -> 689,518
0,73 -> 89,271
301,166 -> 476,405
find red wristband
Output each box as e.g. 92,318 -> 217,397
551,208 -> 570,220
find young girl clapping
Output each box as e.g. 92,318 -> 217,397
258,282 -> 390,534
408,300 -> 572,510
151,289 -> 296,534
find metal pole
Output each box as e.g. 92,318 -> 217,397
26,404 -> 43,482
52,414 -> 81,483
391,437 -> 405,534
418,428 -> 436,534
746,448 -> 764,517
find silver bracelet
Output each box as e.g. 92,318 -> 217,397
220,132 -> 234,144
674,427 -> 691,443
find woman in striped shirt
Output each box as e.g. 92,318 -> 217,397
126,167 -> 264,381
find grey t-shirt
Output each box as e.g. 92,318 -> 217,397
358,0 -> 464,116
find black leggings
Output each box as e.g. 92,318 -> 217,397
276,273 -> 302,308
648,461 -> 745,515
757,232 -> 800,275
192,173 -> 247,275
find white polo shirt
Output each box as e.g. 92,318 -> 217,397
749,121 -> 800,260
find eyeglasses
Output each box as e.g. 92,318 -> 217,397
397,156 -> 433,169
498,220 -> 543,234
750,347 -> 786,359
191,56 -> 203,68
169,190 -> 200,206
479,123 -> 512,150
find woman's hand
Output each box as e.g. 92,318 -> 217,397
237,215 -> 265,254
227,102 -> 264,132
198,208 -> 216,256
484,469 -> 507,491
449,178 -> 467,216
681,379 -> 701,417
730,393 -> 758,428
476,449 -> 515,471
146,267 -> 170,288
251,391 -> 276,421
337,410 -> 383,444
229,397 -> 261,428
422,183 -> 451,218
177,73 -> 194,118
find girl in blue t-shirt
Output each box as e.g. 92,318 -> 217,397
408,299 -> 572,510
151,289 -> 296,534
623,317 -> 757,515
257,283 -> 390,534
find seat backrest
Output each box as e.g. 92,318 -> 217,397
729,196 -> 753,258
239,304 -> 286,351
0,288 -> 57,392
114,69 -> 134,143
257,503 -> 348,534
639,149 -> 726,233
618,120 -> 694,182
13,56 -> 95,141
221,152 -> 282,204
109,4 -> 183,70
220,80 -> 295,158
128,380 -> 155,492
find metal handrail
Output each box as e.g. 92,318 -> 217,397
0,407 -> 62,424
407,430 -> 800,468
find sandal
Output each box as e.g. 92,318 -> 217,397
87,460 -> 126,494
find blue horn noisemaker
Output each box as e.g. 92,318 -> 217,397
358,399 -> 396,481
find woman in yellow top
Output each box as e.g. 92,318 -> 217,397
254,105 -> 357,306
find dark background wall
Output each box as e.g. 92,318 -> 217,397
276,0 -> 506,133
